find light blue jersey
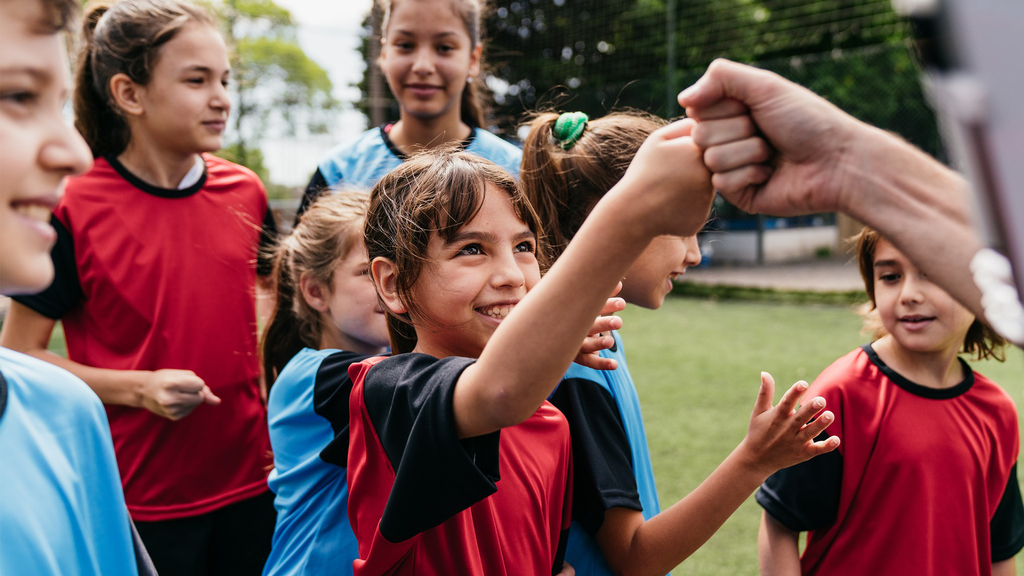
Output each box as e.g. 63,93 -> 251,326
0,347 -> 138,576
264,348 -> 369,576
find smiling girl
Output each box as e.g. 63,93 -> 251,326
295,0 -> 520,221
0,1 -> 278,574
757,228 -> 1022,576
342,118 -> 836,574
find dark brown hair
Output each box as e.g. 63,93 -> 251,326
261,191 -> 371,386
378,0 -> 490,128
520,110 -> 666,260
364,148 -> 543,354
73,0 -> 216,158
854,226 -> 1006,361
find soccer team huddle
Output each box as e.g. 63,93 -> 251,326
1,0 -> 1021,575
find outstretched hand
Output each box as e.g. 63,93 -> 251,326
739,372 -> 839,477
680,58 -> 867,218
573,296 -> 626,371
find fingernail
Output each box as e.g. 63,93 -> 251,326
830,437 -> 840,446
797,381 -> 808,391
821,411 -> 832,421
813,397 -> 824,408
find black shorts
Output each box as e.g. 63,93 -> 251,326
134,490 -> 276,576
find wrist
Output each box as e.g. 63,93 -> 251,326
126,370 -> 153,409
730,439 -> 776,485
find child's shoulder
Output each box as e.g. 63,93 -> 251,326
811,346 -> 877,390
204,154 -> 264,187
468,128 -> 522,173
967,367 -> 1018,415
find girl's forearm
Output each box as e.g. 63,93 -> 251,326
758,512 -> 802,576
457,189 -> 657,437
607,444 -> 772,576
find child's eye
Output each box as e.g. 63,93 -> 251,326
437,44 -> 455,53
187,77 -> 204,85
0,90 -> 37,106
396,42 -> 414,51
878,273 -> 900,282
221,79 -> 230,88
514,240 -> 535,254
457,244 -> 483,256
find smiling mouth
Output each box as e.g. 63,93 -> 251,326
12,201 -> 54,223
477,303 -> 515,319
900,316 -> 935,324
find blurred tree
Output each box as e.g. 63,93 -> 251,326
215,0 -> 337,174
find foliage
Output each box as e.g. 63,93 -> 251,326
217,0 -> 336,175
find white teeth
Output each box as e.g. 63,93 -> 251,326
480,304 -> 513,319
13,203 -> 52,223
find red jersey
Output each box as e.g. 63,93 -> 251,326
758,345 -> 1024,576
15,155 -> 275,521
347,354 -> 572,575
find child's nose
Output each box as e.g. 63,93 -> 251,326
491,252 -> 526,288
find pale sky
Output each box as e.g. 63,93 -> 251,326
262,0 -> 375,186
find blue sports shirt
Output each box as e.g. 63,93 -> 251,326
0,346 -> 139,576
264,347 -> 371,576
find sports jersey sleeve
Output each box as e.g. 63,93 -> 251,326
362,354 -> 502,543
549,377 -> 641,537
295,168 -> 331,224
756,430 -> 843,532
11,215 -> 83,319
991,462 -> 1024,561
313,351 -> 373,467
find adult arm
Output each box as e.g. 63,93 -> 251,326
0,301 -> 220,419
679,59 -> 986,321
993,560 -> 1015,576
758,512 -> 802,576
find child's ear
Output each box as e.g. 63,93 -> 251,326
109,73 -> 144,117
468,43 -> 482,78
299,273 -> 330,313
371,257 -> 407,315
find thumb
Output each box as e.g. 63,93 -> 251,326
655,117 -> 697,141
752,371 -> 775,416
201,385 -> 222,406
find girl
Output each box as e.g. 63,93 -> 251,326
521,109 -> 835,576
346,118 -> 837,574
295,0 -> 521,220
0,1 -> 278,574
260,190 -> 389,576
757,228 -> 1022,576
0,0 -> 148,573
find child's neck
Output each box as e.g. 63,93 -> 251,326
388,114 -> 471,155
117,140 -> 202,190
318,329 -> 386,357
871,335 -> 966,389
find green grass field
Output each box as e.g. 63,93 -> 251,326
618,297 -> 1024,575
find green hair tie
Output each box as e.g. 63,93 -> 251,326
553,112 -> 589,150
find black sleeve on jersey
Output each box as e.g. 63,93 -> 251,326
756,431 -> 843,532
129,516 -> 158,576
991,462 -> 1024,561
257,206 -> 279,277
314,351 -> 375,468
549,377 -> 641,537
294,168 -> 331,226
11,215 -> 83,319
363,354 -> 501,543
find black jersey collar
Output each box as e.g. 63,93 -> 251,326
379,124 -> 477,160
106,155 -> 207,198
862,343 -> 974,399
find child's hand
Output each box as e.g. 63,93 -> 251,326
739,372 -> 839,477
617,119 -> 715,239
140,369 -> 222,420
573,297 -> 625,371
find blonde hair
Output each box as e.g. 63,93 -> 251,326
854,226 -> 1007,362
261,190 -> 371,384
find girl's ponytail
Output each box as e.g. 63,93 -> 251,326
261,237 -> 316,387
72,0 -> 215,158
520,110 -> 666,260
74,3 -> 126,158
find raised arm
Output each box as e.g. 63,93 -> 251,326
679,59 -> 985,322
0,301 -> 220,420
453,120 -> 716,439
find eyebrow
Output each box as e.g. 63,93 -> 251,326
0,67 -> 52,81
873,259 -> 900,268
447,229 -> 534,246
180,65 -> 229,76
392,29 -> 459,39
